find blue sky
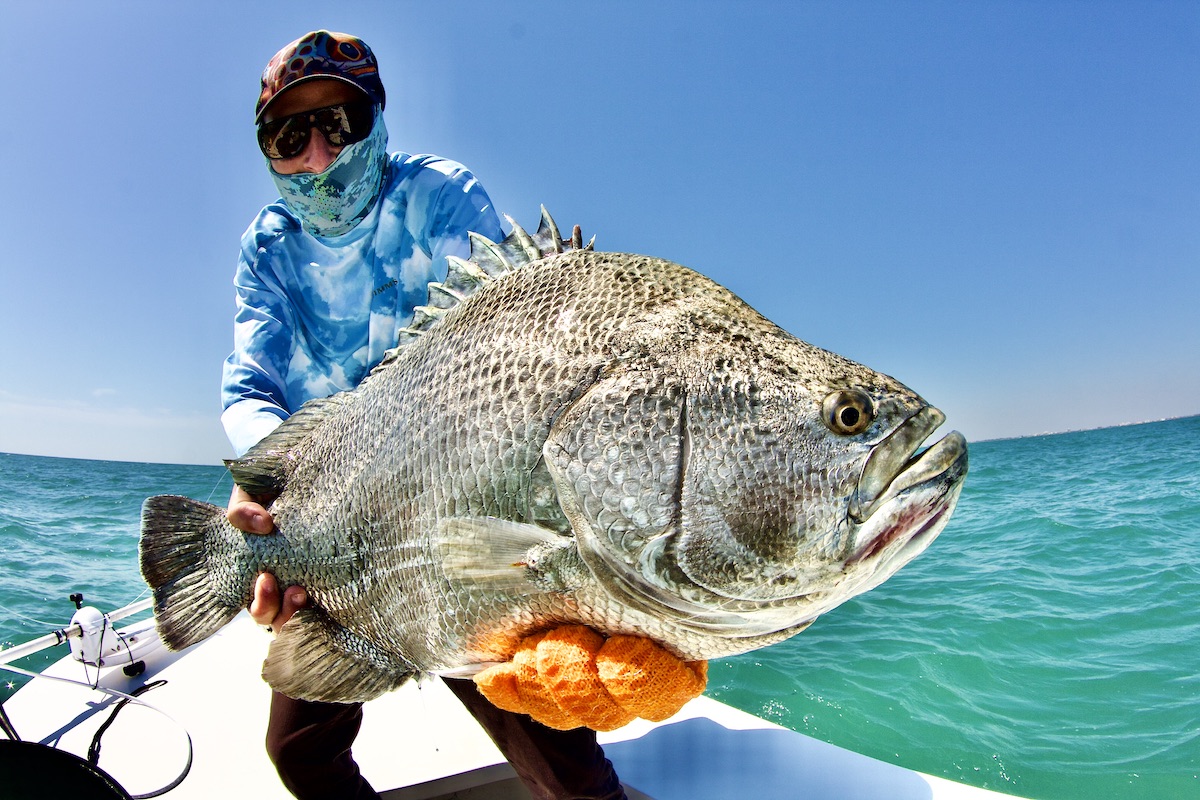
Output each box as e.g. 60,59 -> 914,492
1,1 -> 1196,465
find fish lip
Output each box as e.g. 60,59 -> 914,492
848,406 -> 964,524
843,430 -> 967,570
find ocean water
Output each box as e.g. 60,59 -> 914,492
1,416 -> 1197,799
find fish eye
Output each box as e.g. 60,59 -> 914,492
821,389 -> 875,436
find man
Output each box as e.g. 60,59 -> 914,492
221,31 -> 690,800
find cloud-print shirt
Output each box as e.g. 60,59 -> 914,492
221,152 -> 504,456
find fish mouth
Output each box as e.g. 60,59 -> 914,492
849,406 -> 968,525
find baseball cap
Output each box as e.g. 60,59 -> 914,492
255,30 -> 386,122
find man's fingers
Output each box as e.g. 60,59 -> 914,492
278,586 -> 308,630
596,636 -> 707,722
227,485 -> 275,534
251,575 -> 309,634
249,572 -> 281,627
230,502 -> 274,534
536,626 -> 634,732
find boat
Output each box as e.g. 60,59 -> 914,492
0,597 -> 1027,799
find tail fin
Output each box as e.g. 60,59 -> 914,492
140,495 -> 248,651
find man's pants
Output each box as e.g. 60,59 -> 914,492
264,677 -> 627,800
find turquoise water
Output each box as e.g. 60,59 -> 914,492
2,417 -> 1198,798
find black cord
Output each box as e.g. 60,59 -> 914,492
0,703 -> 20,741
84,680 -> 194,798
87,680 -> 167,765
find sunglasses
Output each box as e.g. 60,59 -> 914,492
257,101 -> 376,160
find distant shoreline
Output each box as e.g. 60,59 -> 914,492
3,414 -> 1198,466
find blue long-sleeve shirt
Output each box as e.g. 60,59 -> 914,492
221,152 -> 505,456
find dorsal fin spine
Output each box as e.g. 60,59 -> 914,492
469,232 -> 514,277
426,283 -> 463,309
443,256 -> 490,295
504,215 -> 541,263
536,206 -> 562,249
375,208 -> 584,367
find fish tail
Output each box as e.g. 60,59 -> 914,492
139,495 -> 250,651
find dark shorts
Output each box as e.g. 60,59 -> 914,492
265,678 -> 626,800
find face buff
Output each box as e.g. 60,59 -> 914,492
270,108 -> 389,238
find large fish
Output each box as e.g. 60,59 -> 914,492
140,209 -> 967,703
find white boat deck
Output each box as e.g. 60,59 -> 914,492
2,612 -> 1024,799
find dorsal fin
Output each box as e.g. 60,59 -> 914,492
386,206 -> 592,356
225,393 -> 354,496
227,207 -> 589,496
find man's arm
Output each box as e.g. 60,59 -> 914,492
221,226 -> 311,629
414,156 -> 507,267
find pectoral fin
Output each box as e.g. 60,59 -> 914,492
437,517 -> 584,594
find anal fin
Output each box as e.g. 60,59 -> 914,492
262,608 -> 414,703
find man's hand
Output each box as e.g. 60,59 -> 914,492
474,626 -> 707,731
250,572 -> 308,634
227,484 -> 275,534
227,485 -> 307,634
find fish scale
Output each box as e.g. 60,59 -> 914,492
140,208 -> 967,704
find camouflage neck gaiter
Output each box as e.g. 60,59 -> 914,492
270,108 -> 389,238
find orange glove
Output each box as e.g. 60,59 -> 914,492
474,626 -> 707,731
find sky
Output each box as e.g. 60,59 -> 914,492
1,1 -> 1197,465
